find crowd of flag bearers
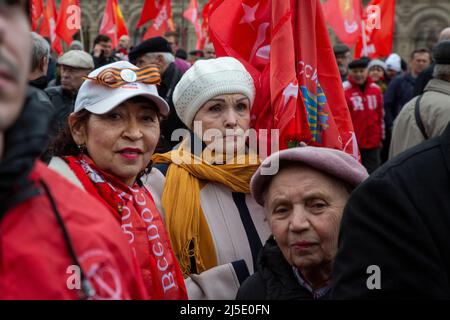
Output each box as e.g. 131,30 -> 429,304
2,0 -> 450,300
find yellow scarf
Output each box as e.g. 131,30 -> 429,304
152,144 -> 260,276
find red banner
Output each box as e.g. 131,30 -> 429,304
197,1 -> 218,50
30,0 -> 44,31
183,0 -> 202,48
99,0 -> 129,49
322,0 -> 362,47
55,0 -> 81,45
40,0 -> 63,55
354,0 -> 395,58
137,0 -> 162,28
209,0 -> 358,158
142,0 -> 175,40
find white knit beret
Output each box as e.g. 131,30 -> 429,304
173,57 -> 255,129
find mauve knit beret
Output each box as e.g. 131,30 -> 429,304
251,146 -> 369,206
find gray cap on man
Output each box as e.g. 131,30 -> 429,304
58,50 -> 95,70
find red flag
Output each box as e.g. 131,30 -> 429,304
183,0 -> 202,47
142,0 -> 175,40
30,0 -> 44,31
40,0 -> 63,55
354,0 -> 395,58
197,1 -> 217,50
209,0 -> 358,158
99,0 -> 129,49
137,0 -> 162,28
322,0 -> 362,47
55,0 -> 81,45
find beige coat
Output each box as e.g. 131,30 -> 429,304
144,168 -> 270,300
389,79 -> 450,159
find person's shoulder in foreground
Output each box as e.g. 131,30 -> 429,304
331,124 -> 450,299
1,160 -> 147,299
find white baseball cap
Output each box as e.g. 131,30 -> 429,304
74,61 -> 170,116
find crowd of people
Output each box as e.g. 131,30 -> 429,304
2,1 -> 450,300
335,28 -> 450,171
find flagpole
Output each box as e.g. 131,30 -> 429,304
80,25 -> 85,51
181,0 -> 186,49
361,20 -> 368,57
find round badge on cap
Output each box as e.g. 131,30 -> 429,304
120,69 -> 137,83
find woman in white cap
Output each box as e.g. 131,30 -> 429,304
368,59 -> 388,93
48,61 -> 187,300
147,57 -> 271,299
236,146 -> 368,300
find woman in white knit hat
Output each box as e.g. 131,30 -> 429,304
147,57 -> 271,299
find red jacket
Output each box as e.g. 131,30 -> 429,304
0,162 -> 148,300
344,77 -> 384,149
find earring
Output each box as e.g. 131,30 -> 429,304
77,144 -> 86,154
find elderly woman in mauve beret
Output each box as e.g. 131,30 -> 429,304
236,146 -> 368,300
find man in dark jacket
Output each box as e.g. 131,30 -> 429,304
29,32 -> 50,90
92,34 -> 119,69
45,50 -> 94,137
27,32 -> 55,163
334,44 -> 352,82
129,36 -> 187,152
384,48 -> 431,132
413,27 -> 450,96
331,123 -> 450,299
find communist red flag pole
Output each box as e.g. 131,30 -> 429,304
99,0 -> 129,49
196,1 -> 215,50
294,0 -> 357,155
209,0 -> 358,158
354,0 -> 396,58
183,0 -> 202,48
322,0 -> 363,48
55,0 -> 81,46
40,0 -> 63,55
30,0 -> 44,32
137,0 -> 162,28
142,0 -> 175,40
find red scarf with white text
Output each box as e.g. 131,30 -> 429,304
65,155 -> 187,300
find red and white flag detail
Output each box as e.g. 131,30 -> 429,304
55,0 -> 81,45
183,0 -> 202,48
354,0 -> 396,59
40,0 -> 63,55
209,0 -> 358,158
99,0 -> 129,49
322,0 -> 363,47
30,0 -> 44,32
142,0 -> 175,40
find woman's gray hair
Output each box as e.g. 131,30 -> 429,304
433,64 -> 450,82
30,32 -> 50,72
145,52 -> 175,65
